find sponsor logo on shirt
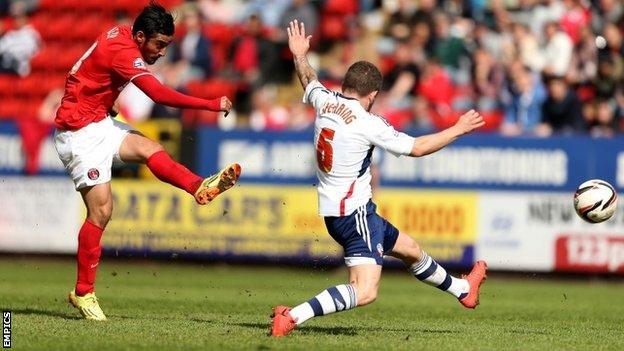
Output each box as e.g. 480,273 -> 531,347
107,27 -> 119,39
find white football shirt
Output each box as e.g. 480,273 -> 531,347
303,80 -> 415,217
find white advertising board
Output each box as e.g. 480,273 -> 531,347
477,191 -> 624,273
0,177 -> 81,253
1,176 -> 623,274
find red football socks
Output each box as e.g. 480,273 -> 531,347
75,220 -> 104,296
146,150 -> 202,194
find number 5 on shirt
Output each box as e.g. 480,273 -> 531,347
316,127 -> 335,173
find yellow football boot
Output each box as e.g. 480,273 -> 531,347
68,290 -> 107,321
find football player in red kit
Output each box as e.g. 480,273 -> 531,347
54,2 -> 241,320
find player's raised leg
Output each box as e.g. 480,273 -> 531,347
271,264 -> 381,336
389,233 -> 487,308
69,182 -> 111,321
118,132 -> 241,205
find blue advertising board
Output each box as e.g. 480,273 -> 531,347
3,118 -> 624,193
197,128 -> 624,191
0,121 -> 65,175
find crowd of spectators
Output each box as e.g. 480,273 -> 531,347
0,0 -> 40,76
1,0 -> 624,137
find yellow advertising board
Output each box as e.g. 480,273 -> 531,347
103,181 -> 477,265
376,189 -> 477,263
104,181 -> 341,259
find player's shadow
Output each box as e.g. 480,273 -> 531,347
111,315 -> 215,323
298,325 -> 358,336
11,308 -> 81,320
235,322 -> 458,336
507,328 -> 550,335
414,328 -> 459,334
234,322 -> 358,336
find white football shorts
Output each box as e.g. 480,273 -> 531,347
54,116 -> 134,190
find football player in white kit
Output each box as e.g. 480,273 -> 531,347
271,20 -> 488,337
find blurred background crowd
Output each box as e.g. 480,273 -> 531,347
0,0 -> 623,137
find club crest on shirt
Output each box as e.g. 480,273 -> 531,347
133,58 -> 147,69
87,168 -> 100,180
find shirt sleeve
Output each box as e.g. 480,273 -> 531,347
111,48 -> 152,81
363,115 -> 415,157
302,80 -> 333,110
132,74 -> 221,111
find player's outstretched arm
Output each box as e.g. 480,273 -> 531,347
133,74 -> 232,113
410,109 -> 484,157
287,19 -> 318,89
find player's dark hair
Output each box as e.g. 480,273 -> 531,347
132,1 -> 174,39
342,61 -> 383,97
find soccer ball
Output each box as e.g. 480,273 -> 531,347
574,179 -> 618,223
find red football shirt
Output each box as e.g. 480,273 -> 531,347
55,25 -> 151,130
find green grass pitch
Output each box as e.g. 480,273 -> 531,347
1,257 -> 623,350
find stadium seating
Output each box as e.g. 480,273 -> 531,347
182,78 -> 238,127
319,0 -> 358,41
0,0 -> 506,131
202,22 -> 239,72
0,0 -> 183,121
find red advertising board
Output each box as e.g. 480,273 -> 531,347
555,235 -> 624,273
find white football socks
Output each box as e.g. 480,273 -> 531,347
411,250 -> 469,298
289,284 -> 357,325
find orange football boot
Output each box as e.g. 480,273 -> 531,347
194,163 -> 241,205
271,305 -> 297,337
459,260 -> 488,309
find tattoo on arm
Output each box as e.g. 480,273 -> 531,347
293,54 -> 318,89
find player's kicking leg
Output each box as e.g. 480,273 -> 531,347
272,264 -> 381,337
118,132 -> 241,204
388,233 -> 487,309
